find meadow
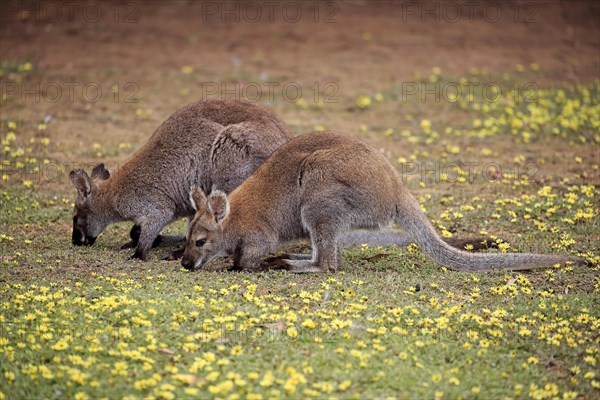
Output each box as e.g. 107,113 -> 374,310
1,2 -> 599,399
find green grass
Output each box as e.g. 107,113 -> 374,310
1,63 -> 599,399
1,251 -> 598,399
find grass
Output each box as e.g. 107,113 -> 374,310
0,60 -> 599,399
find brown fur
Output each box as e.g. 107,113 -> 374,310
182,131 -> 587,272
70,100 -> 291,260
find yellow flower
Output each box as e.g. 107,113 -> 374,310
356,96 -> 372,109
208,380 -> 233,395
4,371 -> 15,382
206,371 -> 220,382
287,326 -> 298,338
302,319 -> 316,329
584,356 -> 596,366
259,371 -> 274,387
519,327 -> 531,337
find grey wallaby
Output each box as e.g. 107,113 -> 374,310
182,131 -> 587,272
70,99 -> 291,261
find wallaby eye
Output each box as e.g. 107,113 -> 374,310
195,239 -> 206,247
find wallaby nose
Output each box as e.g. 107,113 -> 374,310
72,230 -> 86,246
181,258 -> 193,270
72,233 -> 96,247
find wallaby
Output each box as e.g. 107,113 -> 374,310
70,99 -> 291,261
182,131 -> 587,272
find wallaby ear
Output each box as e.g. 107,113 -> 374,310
190,187 -> 208,211
91,163 -> 110,180
208,190 -> 229,224
70,169 -> 91,198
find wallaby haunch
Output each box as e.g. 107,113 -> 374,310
182,131 -> 587,272
70,100 -> 291,261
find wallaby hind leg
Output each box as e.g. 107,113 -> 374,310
282,204 -> 343,273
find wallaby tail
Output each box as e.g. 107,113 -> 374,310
394,190 -> 587,272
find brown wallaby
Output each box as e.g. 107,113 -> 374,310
182,131 -> 587,272
70,99 -> 291,261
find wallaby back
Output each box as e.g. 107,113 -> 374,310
110,100 -> 291,209
183,131 -> 587,272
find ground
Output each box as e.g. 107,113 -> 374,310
0,1 -> 599,399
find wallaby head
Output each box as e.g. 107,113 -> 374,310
69,163 -> 111,246
181,188 -> 230,271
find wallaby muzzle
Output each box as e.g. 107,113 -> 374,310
181,255 -> 203,271
72,229 -> 96,246
180,258 -> 195,271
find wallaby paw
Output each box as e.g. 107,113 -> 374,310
161,248 -> 185,261
120,240 -> 135,250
